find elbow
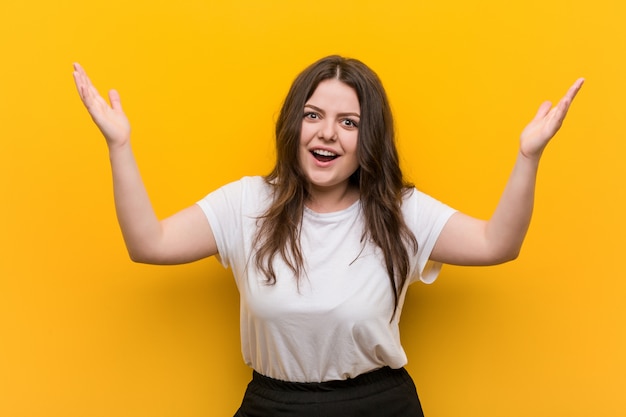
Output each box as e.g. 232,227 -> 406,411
126,245 -> 184,265
128,249 -> 150,264
509,248 -> 521,262
127,246 -> 160,264
501,253 -> 520,264
493,247 -> 521,264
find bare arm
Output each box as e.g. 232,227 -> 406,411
73,63 -> 217,264
430,78 -> 584,266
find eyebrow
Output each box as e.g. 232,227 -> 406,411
304,104 -> 360,118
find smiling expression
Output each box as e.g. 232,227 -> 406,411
299,79 -> 361,199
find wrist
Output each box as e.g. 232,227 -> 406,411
516,149 -> 541,170
107,139 -> 133,158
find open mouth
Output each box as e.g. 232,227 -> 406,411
311,149 -> 338,163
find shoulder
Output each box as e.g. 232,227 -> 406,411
208,175 -> 269,196
401,186 -> 457,226
240,176 -> 273,203
197,175 -> 271,210
401,186 -> 438,208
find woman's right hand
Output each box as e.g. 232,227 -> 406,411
73,63 -> 131,149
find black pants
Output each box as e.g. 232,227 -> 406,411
234,367 -> 425,417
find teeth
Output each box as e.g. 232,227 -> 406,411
312,149 -> 337,157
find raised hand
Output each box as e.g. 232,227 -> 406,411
73,63 -> 131,149
520,78 -> 584,159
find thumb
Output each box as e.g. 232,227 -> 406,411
108,89 -> 123,111
532,101 -> 552,121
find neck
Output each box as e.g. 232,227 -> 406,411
305,183 -> 360,213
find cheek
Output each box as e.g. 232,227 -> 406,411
300,123 -> 315,143
347,133 -> 359,154
297,140 -> 309,167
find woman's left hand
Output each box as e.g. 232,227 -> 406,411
520,78 -> 584,160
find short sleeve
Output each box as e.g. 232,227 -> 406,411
402,189 -> 456,284
196,180 -> 245,268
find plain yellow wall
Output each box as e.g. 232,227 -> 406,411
1,0 -> 624,416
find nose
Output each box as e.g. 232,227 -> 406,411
318,120 -> 337,141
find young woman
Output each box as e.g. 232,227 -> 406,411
73,56 -> 583,416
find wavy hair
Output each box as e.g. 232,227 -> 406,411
253,55 -> 418,316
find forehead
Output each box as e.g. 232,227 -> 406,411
306,79 -> 360,111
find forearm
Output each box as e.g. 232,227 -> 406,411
108,142 -> 163,262
484,151 -> 540,261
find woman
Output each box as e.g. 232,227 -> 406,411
73,56 -> 583,416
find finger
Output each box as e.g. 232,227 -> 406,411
73,64 -> 107,110
72,63 -> 100,95
108,89 -> 123,111
73,63 -> 90,91
72,63 -> 88,98
539,78 -> 584,125
72,70 -> 85,99
553,78 -> 585,120
556,78 -> 584,112
73,72 -> 95,106
565,78 -> 585,102
73,62 -> 85,76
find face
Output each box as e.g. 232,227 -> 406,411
299,79 -> 361,197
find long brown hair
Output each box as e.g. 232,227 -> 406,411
253,55 -> 417,315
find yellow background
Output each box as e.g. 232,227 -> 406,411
1,0 -> 624,416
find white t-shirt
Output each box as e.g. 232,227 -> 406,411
197,176 -> 455,383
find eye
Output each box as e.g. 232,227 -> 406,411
341,118 -> 359,128
304,112 -> 319,120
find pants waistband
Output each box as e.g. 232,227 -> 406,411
249,367 -> 412,400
